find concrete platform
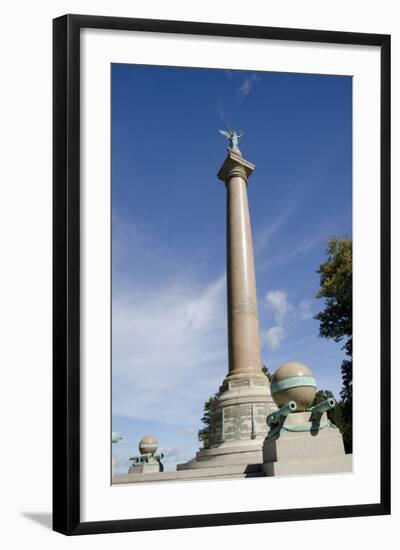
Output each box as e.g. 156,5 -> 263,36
113,411 -> 352,484
112,463 -> 264,484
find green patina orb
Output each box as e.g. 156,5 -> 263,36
139,435 -> 158,455
270,362 -> 317,411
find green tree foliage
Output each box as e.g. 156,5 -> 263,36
315,236 -> 352,453
262,364 -> 273,382
311,389 -> 341,426
198,394 -> 217,449
315,237 -> 352,340
311,388 -> 334,405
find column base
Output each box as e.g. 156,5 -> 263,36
177,372 -> 275,471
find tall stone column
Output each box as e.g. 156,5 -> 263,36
177,143 -> 274,473
218,149 -> 263,380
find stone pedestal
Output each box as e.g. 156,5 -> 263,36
127,436 -> 164,475
177,375 -> 274,471
177,148 -> 275,474
128,458 -> 163,474
262,411 -> 352,476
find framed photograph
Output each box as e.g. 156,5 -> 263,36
53,14 -> 390,535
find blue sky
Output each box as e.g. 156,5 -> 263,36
111,64 -> 352,474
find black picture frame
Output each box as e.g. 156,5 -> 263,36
53,14 -> 391,536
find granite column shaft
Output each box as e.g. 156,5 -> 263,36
218,150 -> 263,378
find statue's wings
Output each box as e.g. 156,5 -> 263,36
219,129 -> 231,138
223,121 -> 234,134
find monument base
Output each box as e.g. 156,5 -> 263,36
262,411 -> 352,477
177,372 -> 275,471
113,463 -> 264,485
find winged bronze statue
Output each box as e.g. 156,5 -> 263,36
219,122 -> 245,151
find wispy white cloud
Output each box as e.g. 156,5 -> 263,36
254,206 -> 296,256
258,233 -> 323,273
112,274 -> 227,423
265,290 -> 289,326
263,290 -> 289,351
262,290 -> 314,351
238,73 -> 260,97
264,326 -> 285,350
297,299 -> 313,321
112,214 -> 228,424
217,104 -> 230,125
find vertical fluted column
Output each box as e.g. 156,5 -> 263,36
217,150 -> 262,378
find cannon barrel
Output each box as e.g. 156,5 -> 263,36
309,398 -> 336,415
129,452 -> 153,463
267,400 -> 297,427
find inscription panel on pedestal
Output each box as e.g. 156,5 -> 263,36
223,403 -> 252,440
252,379 -> 268,387
209,402 -> 274,445
253,403 -> 269,437
229,379 -> 250,389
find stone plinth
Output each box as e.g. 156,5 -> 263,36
128,459 -> 162,474
263,455 -> 352,476
262,411 -> 352,476
127,435 -> 164,474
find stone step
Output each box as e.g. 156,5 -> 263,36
113,463 -> 264,484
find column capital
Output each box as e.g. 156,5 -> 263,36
217,150 -> 255,183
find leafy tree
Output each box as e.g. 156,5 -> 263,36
262,364 -> 273,382
198,394 -> 217,449
311,389 -> 340,425
311,389 -> 334,405
315,236 -> 352,453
